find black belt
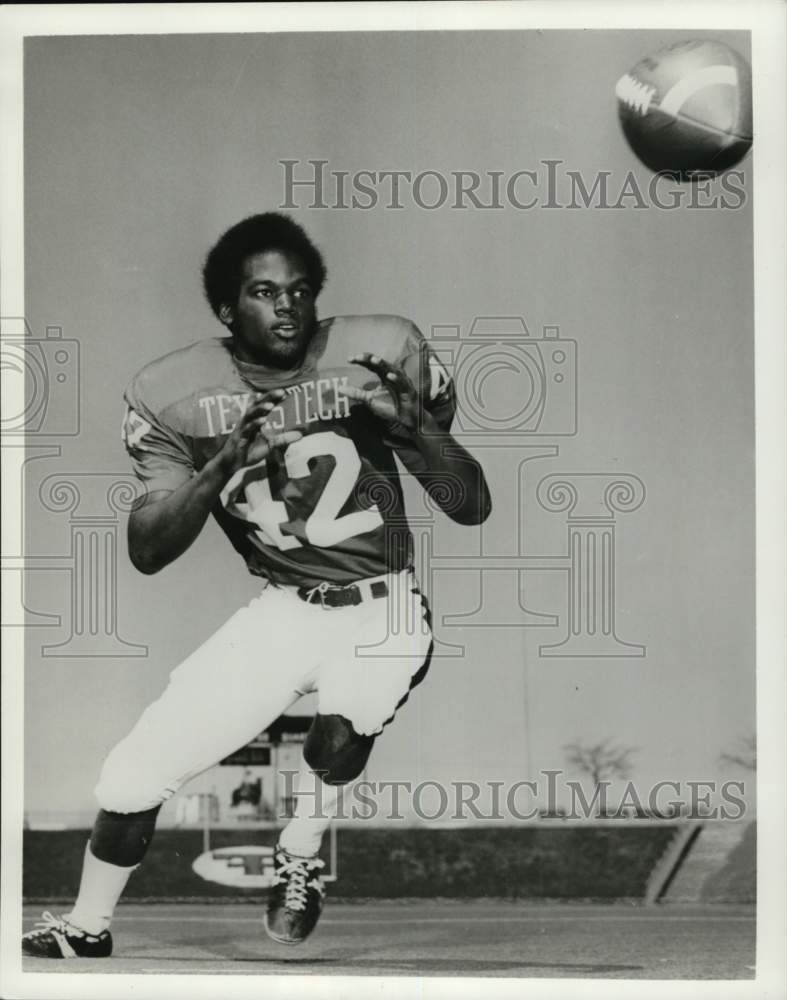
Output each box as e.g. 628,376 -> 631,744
296,579 -> 390,609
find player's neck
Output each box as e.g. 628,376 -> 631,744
231,341 -> 308,375
234,350 -> 302,372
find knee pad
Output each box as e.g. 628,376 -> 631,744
90,806 -> 161,867
303,713 -> 374,785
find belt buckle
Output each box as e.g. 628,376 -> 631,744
303,579 -> 383,609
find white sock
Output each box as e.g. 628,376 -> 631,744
278,756 -> 340,858
66,842 -> 137,935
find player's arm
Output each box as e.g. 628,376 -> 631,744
345,353 -> 491,526
390,406 -> 492,527
127,392 -> 300,574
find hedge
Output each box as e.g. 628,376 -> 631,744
23,825 -> 676,901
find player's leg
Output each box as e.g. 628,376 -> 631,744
279,712 -> 374,854
23,586 -> 314,958
59,804 -> 161,942
265,569 -> 432,945
265,712 -> 375,946
291,568 -> 432,841
317,567 -> 434,738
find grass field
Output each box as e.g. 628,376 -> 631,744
22,900 -> 755,979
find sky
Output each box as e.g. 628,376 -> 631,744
19,28 -> 754,821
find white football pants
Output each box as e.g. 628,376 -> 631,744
94,568 -> 432,813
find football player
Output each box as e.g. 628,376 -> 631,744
23,213 -> 491,958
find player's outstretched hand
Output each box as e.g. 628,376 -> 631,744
218,389 -> 301,476
346,354 -> 422,434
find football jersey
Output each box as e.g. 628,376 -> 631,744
121,315 -> 456,588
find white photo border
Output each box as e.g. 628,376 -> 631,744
1,3 -> 785,999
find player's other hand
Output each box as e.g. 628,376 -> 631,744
345,354 -> 424,435
217,389 -> 301,476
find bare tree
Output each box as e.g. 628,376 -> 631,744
720,734 -> 756,772
563,739 -> 638,815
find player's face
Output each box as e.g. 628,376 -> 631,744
227,250 -> 317,368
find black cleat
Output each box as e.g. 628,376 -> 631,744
22,911 -> 113,959
264,845 -> 326,945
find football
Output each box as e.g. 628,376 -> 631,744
615,39 -> 752,178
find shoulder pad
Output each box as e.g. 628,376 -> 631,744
126,338 -> 234,417
319,315 -> 418,367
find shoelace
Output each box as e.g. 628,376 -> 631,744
23,911 -> 85,940
273,854 -> 325,912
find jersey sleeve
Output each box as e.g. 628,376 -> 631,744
398,321 -> 457,432
121,376 -> 194,494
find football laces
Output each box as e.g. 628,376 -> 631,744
615,74 -> 657,116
